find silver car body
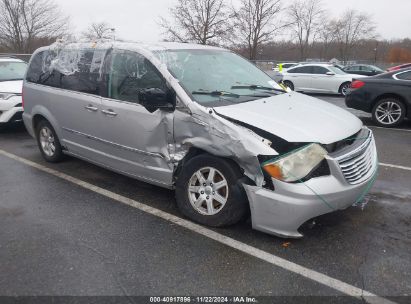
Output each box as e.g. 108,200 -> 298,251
23,42 -> 378,238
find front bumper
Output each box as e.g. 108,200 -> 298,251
0,96 -> 23,124
245,128 -> 378,238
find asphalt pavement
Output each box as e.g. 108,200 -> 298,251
0,95 -> 410,303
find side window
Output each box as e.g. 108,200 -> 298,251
108,51 -> 167,104
288,66 -> 312,74
312,66 -> 329,74
59,49 -> 105,95
396,71 -> 411,80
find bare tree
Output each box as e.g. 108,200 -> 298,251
0,0 -> 69,53
332,9 -> 376,63
82,22 -> 114,41
159,0 -> 229,45
232,0 -> 284,60
317,20 -> 337,59
287,0 -> 324,60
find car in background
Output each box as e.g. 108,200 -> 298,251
387,63 -> 411,72
343,64 -> 384,76
0,57 -> 27,126
282,63 -> 364,96
272,62 -> 297,72
346,69 -> 411,127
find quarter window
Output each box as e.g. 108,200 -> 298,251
108,51 -> 166,104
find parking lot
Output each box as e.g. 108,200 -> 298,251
0,95 -> 410,303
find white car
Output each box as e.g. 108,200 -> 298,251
282,64 -> 364,96
0,57 -> 27,125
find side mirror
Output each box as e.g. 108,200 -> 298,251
138,88 -> 175,112
326,71 -> 335,76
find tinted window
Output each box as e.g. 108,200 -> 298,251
108,51 -> 166,104
396,71 -> 411,80
26,49 -> 105,95
59,49 -> 105,95
312,66 -> 329,74
288,66 -> 312,74
346,66 -> 360,72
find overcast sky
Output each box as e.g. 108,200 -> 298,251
55,0 -> 411,42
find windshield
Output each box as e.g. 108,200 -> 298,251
0,61 -> 27,81
328,66 -> 347,75
155,49 -> 285,107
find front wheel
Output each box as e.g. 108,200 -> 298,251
175,154 -> 249,227
372,98 -> 406,127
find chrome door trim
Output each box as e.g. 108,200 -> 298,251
62,127 -> 165,159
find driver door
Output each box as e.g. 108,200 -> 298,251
98,50 -> 175,186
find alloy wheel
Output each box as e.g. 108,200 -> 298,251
375,101 -> 402,125
39,126 -> 56,157
187,167 -> 229,216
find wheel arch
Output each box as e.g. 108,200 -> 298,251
30,106 -> 63,141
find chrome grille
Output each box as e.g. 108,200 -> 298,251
336,130 -> 377,185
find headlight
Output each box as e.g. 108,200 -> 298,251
262,144 -> 328,182
0,93 -> 19,100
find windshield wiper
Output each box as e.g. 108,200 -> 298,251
192,90 -> 240,98
0,78 -> 23,82
231,84 -> 285,93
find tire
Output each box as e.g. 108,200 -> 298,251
283,80 -> 294,91
35,120 -> 64,162
175,154 -> 249,227
339,82 -> 351,96
372,97 -> 406,127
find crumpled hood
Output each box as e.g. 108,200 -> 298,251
0,80 -> 23,94
215,92 -> 362,145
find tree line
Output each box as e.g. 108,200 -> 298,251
1,0 -> 410,64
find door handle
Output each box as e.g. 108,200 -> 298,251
85,105 -> 98,112
102,109 -> 118,117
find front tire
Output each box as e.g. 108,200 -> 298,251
36,120 -> 64,162
372,98 -> 406,127
175,154 -> 249,227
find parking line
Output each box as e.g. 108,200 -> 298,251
380,163 -> 411,172
369,126 -> 411,133
0,149 -> 397,304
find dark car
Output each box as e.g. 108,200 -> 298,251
345,69 -> 411,127
343,64 -> 384,76
387,63 -> 411,72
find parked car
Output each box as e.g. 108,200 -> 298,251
23,42 -> 378,238
346,69 -> 411,127
0,57 -> 27,126
282,63 -> 364,96
272,62 -> 297,72
387,63 -> 411,72
343,64 -> 384,76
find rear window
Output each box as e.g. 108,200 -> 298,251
396,71 -> 411,80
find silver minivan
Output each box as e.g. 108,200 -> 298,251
23,42 -> 378,238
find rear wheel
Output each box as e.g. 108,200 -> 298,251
175,154 -> 248,227
282,80 -> 294,91
372,98 -> 406,127
36,120 -> 64,162
339,82 -> 351,96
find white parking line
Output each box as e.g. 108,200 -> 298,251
380,163 -> 411,172
0,149 -> 397,304
370,126 -> 411,133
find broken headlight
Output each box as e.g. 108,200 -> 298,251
262,144 -> 328,183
